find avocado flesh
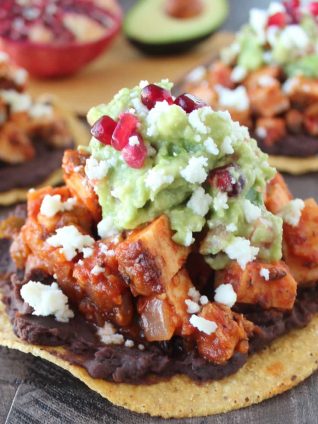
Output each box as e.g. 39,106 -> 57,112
124,0 -> 228,54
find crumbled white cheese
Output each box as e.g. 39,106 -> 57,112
180,156 -> 208,184
97,217 -> 119,239
128,135 -> 140,146
188,287 -> 201,303
220,42 -> 240,65
282,78 -> 297,94
138,344 -> 145,351
249,8 -> 267,44
91,264 -> 105,276
260,268 -> 270,281
13,68 -> 28,86
216,85 -> 250,112
124,339 -> 135,348
47,225 -> 94,261
82,247 -> 93,258
258,75 -> 276,87
225,237 -> 259,269
139,80 -> 149,89
85,157 -> 114,180
97,322 -> 124,345
214,284 -> 237,308
263,51 -> 273,64
145,168 -> 174,195
186,66 -> 206,83
29,102 -> 53,118
279,199 -> 305,227
243,199 -> 262,223
188,109 -> 209,134
199,295 -> 209,306
184,230 -> 194,247
0,90 -> 32,113
189,315 -> 217,335
185,299 -> 201,314
146,100 -> 173,137
0,52 -> 9,62
255,127 -> 267,139
280,25 -> 310,51
226,223 -> 237,233
221,135 -> 234,155
213,192 -> 229,212
231,66 -> 247,83
204,137 -> 219,155
267,26 -> 279,47
40,194 -> 76,218
20,281 -> 74,323
187,187 -> 212,217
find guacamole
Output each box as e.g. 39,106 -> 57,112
85,80 -> 282,270
221,2 -> 318,78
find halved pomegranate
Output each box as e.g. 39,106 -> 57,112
0,0 -> 122,78
141,84 -> 173,110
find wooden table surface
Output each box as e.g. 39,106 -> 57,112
2,1 -> 318,423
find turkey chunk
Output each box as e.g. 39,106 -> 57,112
116,215 -> 190,296
216,261 -> 297,311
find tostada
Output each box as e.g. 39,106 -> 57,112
1,80 -> 318,418
181,0 -> 318,174
0,53 -> 87,205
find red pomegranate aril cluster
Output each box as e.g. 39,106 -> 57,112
174,93 -> 207,113
91,112 -> 147,169
141,84 -> 174,110
112,113 -> 139,151
91,84 -> 208,169
90,115 -> 117,145
141,84 -> 206,113
208,165 -> 244,197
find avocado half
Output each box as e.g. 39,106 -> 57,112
124,0 -> 229,55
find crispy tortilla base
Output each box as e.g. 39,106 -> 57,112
0,96 -> 88,206
1,297 -> 318,418
269,155 -> 318,175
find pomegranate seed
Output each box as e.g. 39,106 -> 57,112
121,133 -> 147,169
267,12 -> 287,27
309,2 -> 318,16
174,93 -> 206,113
208,165 -> 245,197
90,115 -> 117,145
112,113 -> 139,151
141,84 -> 173,110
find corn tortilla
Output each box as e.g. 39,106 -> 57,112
268,155 -> 318,175
0,96 -> 88,206
1,295 -> 317,419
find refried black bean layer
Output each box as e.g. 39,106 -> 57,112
1,238 -> 318,385
0,137 -> 73,192
255,133 -> 318,158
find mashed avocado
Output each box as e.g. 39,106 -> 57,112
221,3 -> 318,78
85,80 -> 282,269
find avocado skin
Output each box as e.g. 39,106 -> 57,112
126,31 -> 216,56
